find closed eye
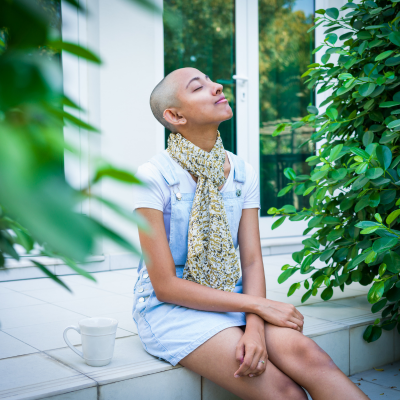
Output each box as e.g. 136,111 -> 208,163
193,86 -> 203,91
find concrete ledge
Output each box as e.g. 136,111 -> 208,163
260,236 -> 309,256
1,238 -> 309,282
0,254 -> 140,282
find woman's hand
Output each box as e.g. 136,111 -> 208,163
255,298 -> 304,332
234,323 -> 267,378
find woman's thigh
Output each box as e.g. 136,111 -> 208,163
178,326 -> 307,400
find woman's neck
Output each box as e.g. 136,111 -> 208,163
178,125 -> 219,152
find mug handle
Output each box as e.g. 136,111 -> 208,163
63,325 -> 84,359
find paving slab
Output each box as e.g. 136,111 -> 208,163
350,361 -> 400,400
0,331 -> 38,359
22,284 -> 115,303
0,304 -> 87,330
0,352 -> 96,400
3,319 -> 133,352
0,292 -> 45,309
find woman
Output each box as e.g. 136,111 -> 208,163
132,67 -> 367,400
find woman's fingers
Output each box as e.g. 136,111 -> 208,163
250,350 -> 268,377
248,346 -> 261,375
290,315 -> 304,330
286,320 -> 302,331
294,307 -> 304,322
235,342 -> 245,367
235,344 -> 267,377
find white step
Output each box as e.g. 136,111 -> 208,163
0,296 -> 398,399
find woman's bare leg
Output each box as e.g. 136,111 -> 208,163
263,323 -> 368,400
179,326 -> 307,400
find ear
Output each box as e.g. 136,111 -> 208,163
163,108 -> 187,127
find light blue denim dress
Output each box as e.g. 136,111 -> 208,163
132,150 -> 247,366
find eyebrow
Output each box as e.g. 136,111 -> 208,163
186,74 -> 209,89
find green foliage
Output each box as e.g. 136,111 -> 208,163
270,0 -> 400,343
0,0 -> 149,291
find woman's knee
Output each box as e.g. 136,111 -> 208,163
269,375 -> 308,400
295,335 -> 335,370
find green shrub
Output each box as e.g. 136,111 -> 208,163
270,0 -> 400,342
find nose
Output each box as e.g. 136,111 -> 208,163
213,81 -> 223,95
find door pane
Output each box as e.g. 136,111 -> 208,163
259,0 -> 315,216
163,0 -> 236,153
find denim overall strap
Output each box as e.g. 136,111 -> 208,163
149,150 -> 180,186
227,151 -> 246,184
137,255 -> 144,273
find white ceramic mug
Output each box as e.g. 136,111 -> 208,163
63,317 -> 118,367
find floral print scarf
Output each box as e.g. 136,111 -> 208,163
166,131 -> 240,292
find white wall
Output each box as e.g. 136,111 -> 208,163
96,0 -> 164,256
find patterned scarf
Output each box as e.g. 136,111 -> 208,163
167,131 -> 240,292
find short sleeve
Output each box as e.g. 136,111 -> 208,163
243,163 -> 261,210
133,163 -> 168,212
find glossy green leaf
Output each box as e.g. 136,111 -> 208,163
375,50 -> 394,61
372,237 -> 398,253
389,31 -> 400,46
387,119 -> 400,129
380,101 -> 400,108
347,252 -> 369,270
376,145 -> 392,169
320,248 -> 335,262
326,108 -> 338,120
325,7 -> 339,19
359,83 -> 376,97
371,298 -> 387,313
277,185 -> 293,197
331,168 -> 347,180
383,251 -> 400,273
311,170 -> 329,181
284,168 -> 296,180
48,41 -> 102,64
272,216 -> 287,230
329,144 -> 343,161
386,209 -> 400,225
278,268 -> 299,284
367,281 -> 384,303
366,168 -> 383,179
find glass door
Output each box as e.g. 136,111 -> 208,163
163,0 -> 237,153
258,0 -> 315,237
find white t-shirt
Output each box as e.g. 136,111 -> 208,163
133,152 -> 260,242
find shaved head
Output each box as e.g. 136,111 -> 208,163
149,67 -> 232,135
150,71 -> 180,133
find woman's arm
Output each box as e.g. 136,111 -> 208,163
234,208 -> 267,378
136,208 -> 304,329
238,208 -> 267,324
136,207 -> 260,313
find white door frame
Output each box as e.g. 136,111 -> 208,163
235,0 -> 259,178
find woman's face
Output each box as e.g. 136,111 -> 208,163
172,68 -> 233,127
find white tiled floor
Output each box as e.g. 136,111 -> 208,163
350,361 -> 400,400
0,254 -> 393,400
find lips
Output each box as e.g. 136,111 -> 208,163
215,96 -> 228,104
